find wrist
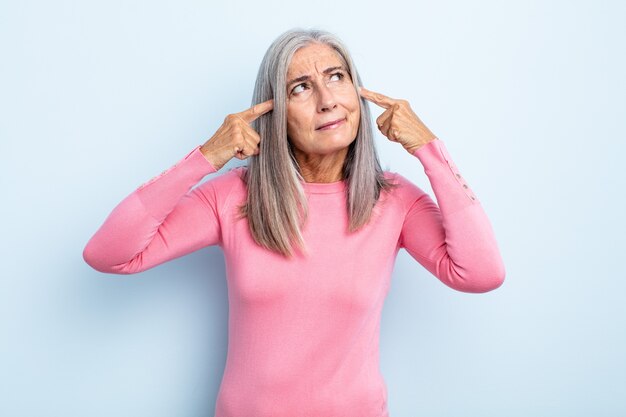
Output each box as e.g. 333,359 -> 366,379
407,137 -> 437,154
199,145 -> 220,170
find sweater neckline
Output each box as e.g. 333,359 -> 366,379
301,179 -> 347,194
237,167 -> 347,194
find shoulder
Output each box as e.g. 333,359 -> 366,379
383,170 -> 426,196
381,170 -> 430,209
198,165 -> 245,189
191,166 -> 247,208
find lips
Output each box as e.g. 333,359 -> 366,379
316,118 -> 345,130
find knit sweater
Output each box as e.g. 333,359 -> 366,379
83,138 -> 505,417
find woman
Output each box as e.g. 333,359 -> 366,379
83,27 -> 505,417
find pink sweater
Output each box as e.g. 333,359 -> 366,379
83,138 -> 505,417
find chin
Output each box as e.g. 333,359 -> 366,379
308,140 -> 351,155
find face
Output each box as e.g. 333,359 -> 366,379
285,43 -> 360,158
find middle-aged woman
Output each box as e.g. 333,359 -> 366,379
83,27 -> 505,417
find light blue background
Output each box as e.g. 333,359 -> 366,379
1,0 -> 624,416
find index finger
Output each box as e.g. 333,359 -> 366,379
358,86 -> 396,109
238,98 -> 274,123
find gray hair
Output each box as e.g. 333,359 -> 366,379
238,27 -> 398,258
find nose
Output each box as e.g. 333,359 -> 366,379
316,82 -> 337,112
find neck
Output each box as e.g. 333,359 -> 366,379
294,148 -> 348,183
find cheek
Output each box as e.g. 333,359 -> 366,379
349,95 -> 361,132
351,90 -> 361,110
338,87 -> 359,111
298,106 -> 320,130
286,105 -> 300,131
344,92 -> 360,120
287,106 -> 314,137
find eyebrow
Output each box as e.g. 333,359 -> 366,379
286,66 -> 346,89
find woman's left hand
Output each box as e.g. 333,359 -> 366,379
359,86 -> 438,154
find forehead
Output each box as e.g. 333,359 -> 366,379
287,43 -> 343,76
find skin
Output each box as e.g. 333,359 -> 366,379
201,44 -> 438,177
358,86 -> 438,154
285,43 -> 361,183
200,99 -> 274,171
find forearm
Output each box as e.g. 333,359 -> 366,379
406,139 -> 506,292
83,145 -> 218,274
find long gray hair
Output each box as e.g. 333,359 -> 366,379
239,27 -> 398,258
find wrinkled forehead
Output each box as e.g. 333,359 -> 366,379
287,44 -> 347,78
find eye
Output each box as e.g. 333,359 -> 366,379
290,72 -> 346,95
292,83 -> 308,95
330,72 -> 344,82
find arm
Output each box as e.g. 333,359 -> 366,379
82,145 -> 221,274
399,139 -> 506,293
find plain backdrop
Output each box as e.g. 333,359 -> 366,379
1,0 -> 625,416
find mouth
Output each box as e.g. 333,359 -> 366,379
316,118 -> 346,130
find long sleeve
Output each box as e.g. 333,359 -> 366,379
82,145 -> 221,274
399,138 -> 506,293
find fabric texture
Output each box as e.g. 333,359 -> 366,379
83,138 -> 505,417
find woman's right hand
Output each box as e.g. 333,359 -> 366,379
200,99 -> 274,171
